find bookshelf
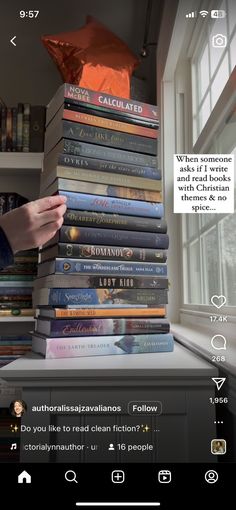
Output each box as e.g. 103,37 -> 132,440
0,153 -> 42,333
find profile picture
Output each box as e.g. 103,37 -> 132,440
9,399 -> 27,418
211,439 -> 226,455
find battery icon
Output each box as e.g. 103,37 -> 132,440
211,10 -> 226,18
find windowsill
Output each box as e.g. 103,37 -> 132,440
171,323 -> 236,379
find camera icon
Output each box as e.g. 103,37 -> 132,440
212,34 -> 227,48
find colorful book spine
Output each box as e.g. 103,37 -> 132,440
57,225 -> 169,249
49,153 -> 161,180
47,178 -> 161,203
52,139 -> 157,167
36,314 -> 167,336
45,120 -> 157,156
62,108 -> 157,138
40,243 -> 167,264
32,333 -> 174,359
57,191 -> 164,218
63,210 -> 166,233
33,288 -> 168,306
0,309 -> 34,317
38,258 -> 168,277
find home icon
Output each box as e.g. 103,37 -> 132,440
18,471 -> 31,484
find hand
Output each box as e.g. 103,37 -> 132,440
0,195 -> 67,253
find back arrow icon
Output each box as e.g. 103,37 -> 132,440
10,36 -> 16,47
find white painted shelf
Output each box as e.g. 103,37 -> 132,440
0,317 -> 35,322
0,153 -> 43,175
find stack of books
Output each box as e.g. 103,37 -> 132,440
32,84 -> 174,359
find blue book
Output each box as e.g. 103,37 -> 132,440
58,190 -> 164,218
38,258 -> 168,278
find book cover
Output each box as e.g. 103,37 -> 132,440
44,177 -> 161,203
39,243 -> 167,264
32,333 -> 174,359
41,164 -> 162,192
37,258 -> 168,278
46,139 -> 157,168
52,225 -> 169,249
36,314 -> 167,337
45,120 -> 157,156
56,190 -> 164,218
47,83 -> 158,126
61,209 -> 167,232
33,287 -> 168,307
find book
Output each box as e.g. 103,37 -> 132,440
0,294 -> 32,301
6,108 -> 13,151
32,333 -> 174,359
36,314 -> 167,336
63,210 -> 167,233
29,105 -> 46,152
22,103 -> 30,152
41,165 -> 162,192
16,103 -> 23,152
0,275 -> 35,281
0,194 -> 7,215
0,263 -> 37,275
0,283 -> 33,291
38,306 -> 168,319
53,106 -> 157,139
1,107 -> 6,151
0,309 -> 34,317
0,301 -> 32,309
32,287 -> 168,307
37,258 -> 168,278
33,274 -> 168,290
42,177 -> 161,203
55,191 -> 164,218
39,243 -> 167,264
12,107 -> 17,151
43,152 -> 161,182
46,83 -> 158,126
43,225 -> 169,250
45,120 -> 157,156
45,139 -> 157,168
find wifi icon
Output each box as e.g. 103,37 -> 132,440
200,10 -> 209,17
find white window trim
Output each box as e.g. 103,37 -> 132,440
157,0 -> 236,339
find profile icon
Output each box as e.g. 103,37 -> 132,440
211,439 -> 226,455
9,400 -> 27,418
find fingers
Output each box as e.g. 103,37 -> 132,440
36,203 -> 67,227
31,195 -> 67,214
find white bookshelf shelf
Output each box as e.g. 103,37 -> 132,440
0,153 -> 43,175
0,317 -> 35,322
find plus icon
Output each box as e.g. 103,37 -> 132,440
111,470 -> 125,484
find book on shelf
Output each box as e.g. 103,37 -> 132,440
33,274 -> 168,290
0,103 -> 46,152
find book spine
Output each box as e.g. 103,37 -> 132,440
61,139 -> 157,167
53,178 -> 161,203
62,109 -> 157,139
58,191 -> 164,218
53,259 -> 167,276
61,120 -> 157,155
42,165 -> 161,192
29,105 -> 46,152
37,288 -> 168,306
1,107 -> 6,151
0,301 -> 32,308
0,275 -> 34,281
12,107 -> 17,151
17,103 -> 23,151
7,193 -> 16,212
6,108 -> 13,151
46,243 -> 167,263
64,84 -> 158,122
63,210 -> 166,233
33,333 -> 174,359
0,287 -> 33,295
0,193 -> 7,215
22,103 -> 30,152
59,225 -> 168,249
37,318 -> 169,337
0,309 -> 34,316
33,275 -> 169,290
56,153 -> 161,180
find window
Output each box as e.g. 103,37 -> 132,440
192,0 -> 236,142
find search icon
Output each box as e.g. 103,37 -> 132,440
65,470 -> 78,483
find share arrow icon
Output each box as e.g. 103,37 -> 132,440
212,377 -> 226,391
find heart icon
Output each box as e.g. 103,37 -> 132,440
211,295 -> 226,309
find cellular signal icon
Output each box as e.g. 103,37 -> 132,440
200,10 -> 209,17
186,11 -> 197,18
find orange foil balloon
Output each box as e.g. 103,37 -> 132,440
42,16 -> 139,98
